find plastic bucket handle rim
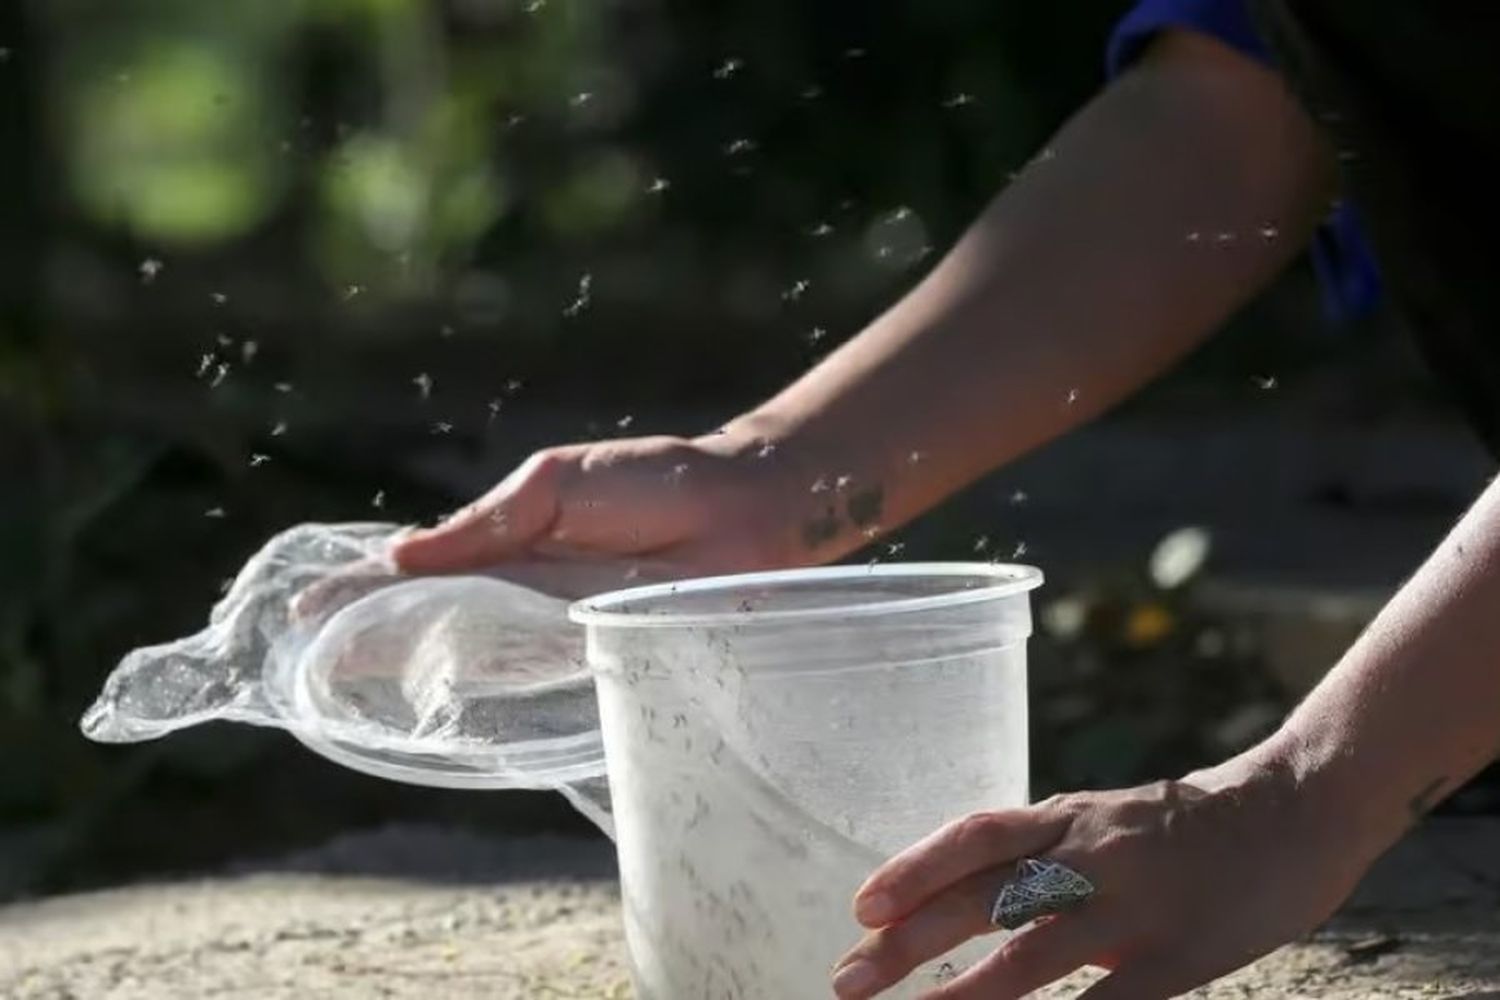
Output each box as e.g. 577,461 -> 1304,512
569,561 -> 1043,630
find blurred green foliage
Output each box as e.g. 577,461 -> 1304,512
41,0 -> 1129,314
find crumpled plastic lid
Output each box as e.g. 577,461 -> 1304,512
81,522 -> 607,791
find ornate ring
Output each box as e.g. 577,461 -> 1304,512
989,857 -> 1095,930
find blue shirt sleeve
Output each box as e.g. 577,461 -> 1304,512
1106,0 -> 1383,323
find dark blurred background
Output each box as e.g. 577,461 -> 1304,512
2,0 -> 1495,902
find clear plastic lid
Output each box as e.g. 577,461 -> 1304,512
81,523 -> 609,791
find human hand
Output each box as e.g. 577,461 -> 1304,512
390,431 -> 817,587
831,756 -> 1379,999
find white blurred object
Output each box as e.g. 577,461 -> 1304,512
1149,525 -> 1213,590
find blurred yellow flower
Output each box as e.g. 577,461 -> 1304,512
1124,602 -> 1175,648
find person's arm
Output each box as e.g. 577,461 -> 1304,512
393,31 -> 1335,580
1268,476 -> 1500,851
727,29 -> 1336,561
832,474 -> 1500,1000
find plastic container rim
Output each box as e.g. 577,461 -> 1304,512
264,614 -> 611,789
569,561 -> 1043,630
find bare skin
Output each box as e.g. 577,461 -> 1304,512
385,30 -> 1500,1000
832,478 -> 1500,998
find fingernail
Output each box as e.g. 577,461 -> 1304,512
832,959 -> 879,998
855,891 -> 895,925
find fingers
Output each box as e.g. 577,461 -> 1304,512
531,436 -> 698,555
919,911 -> 1116,1000
832,869 -> 998,999
392,437 -> 700,573
392,450 -> 568,573
289,560 -> 403,622
854,806 -> 1072,928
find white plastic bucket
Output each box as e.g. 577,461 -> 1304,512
570,562 -> 1043,999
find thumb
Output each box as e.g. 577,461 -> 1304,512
392,450 -> 568,573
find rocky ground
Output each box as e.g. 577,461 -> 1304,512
1,819 -> 1497,999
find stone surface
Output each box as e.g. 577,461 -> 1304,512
1,820 -> 1497,999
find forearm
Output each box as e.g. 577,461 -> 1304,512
1253,476 -> 1500,859
722,33 -> 1335,561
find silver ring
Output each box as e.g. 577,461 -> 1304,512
990,857 -> 1095,930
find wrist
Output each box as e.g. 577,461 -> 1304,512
1191,727 -> 1405,874
693,409 -> 889,568
683,414 -> 828,570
